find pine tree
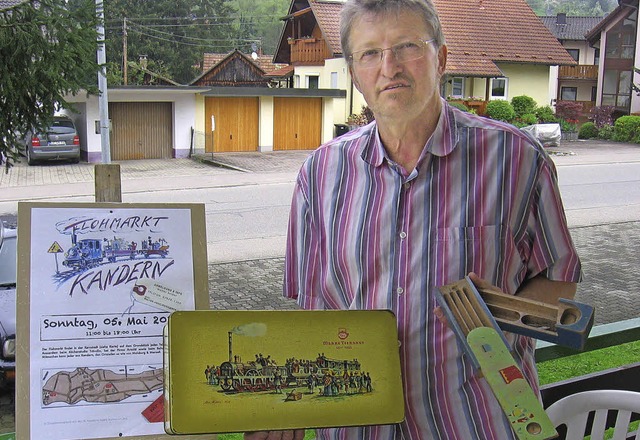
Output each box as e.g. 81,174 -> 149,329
0,0 -> 100,169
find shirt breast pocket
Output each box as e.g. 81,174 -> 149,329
432,225 -> 521,290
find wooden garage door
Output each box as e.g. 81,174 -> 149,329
205,97 -> 259,152
273,97 -> 322,151
109,102 -> 172,160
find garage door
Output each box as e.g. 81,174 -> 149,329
204,97 -> 259,152
273,98 -> 322,151
109,102 -> 173,160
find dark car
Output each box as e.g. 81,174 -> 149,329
25,115 -> 81,165
0,221 -> 16,388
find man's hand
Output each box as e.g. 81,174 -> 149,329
244,430 -> 305,440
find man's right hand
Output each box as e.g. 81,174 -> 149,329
244,430 -> 305,440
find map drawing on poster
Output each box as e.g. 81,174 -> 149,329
18,203 -> 208,440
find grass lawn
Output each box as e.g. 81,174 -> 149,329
537,339 -> 640,385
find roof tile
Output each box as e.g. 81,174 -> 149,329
540,15 -> 603,40
435,0 -> 576,76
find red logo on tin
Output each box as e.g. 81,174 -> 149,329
338,328 -> 349,340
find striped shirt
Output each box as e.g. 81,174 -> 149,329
284,100 -> 582,440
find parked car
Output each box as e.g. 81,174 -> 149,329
24,115 -> 81,165
0,220 -> 16,388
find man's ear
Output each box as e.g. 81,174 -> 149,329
349,66 -> 362,93
437,45 -> 448,76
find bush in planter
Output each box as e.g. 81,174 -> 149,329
613,115 -> 640,142
535,105 -> 557,123
511,95 -> 537,118
578,122 -> 598,139
485,100 -> 515,122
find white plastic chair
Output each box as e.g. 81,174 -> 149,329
545,389 -> 640,440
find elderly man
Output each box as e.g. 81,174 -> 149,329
247,0 -> 581,439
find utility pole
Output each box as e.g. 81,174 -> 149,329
123,17 -> 128,85
96,0 -> 111,163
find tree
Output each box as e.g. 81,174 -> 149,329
104,0 -> 238,85
526,0 -> 617,15
0,0 -> 100,169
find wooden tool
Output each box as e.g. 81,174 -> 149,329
435,277 -> 568,440
438,277 -> 594,350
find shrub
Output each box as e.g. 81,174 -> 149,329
520,113 -> 538,125
589,105 -> 616,129
535,105 -> 557,123
560,119 -> 577,133
448,101 -> 470,112
485,100 -> 516,122
597,124 -> 614,140
578,122 -> 598,139
511,95 -> 537,118
613,115 -> 640,142
555,100 -> 584,122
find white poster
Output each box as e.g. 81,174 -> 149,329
26,206 -> 199,440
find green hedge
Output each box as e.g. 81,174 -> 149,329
613,115 -> 640,142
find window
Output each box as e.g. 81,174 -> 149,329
330,72 -> 338,89
307,75 -> 319,89
560,87 -> 578,101
602,69 -> 632,109
567,49 -> 580,62
294,75 -> 300,88
451,77 -> 464,98
591,86 -> 597,102
490,78 -> 508,100
594,48 -> 600,65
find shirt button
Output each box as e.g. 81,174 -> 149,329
403,182 -> 411,189
399,231 -> 407,239
396,287 -> 404,295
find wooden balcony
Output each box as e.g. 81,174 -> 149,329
558,65 -> 599,80
289,38 -> 331,65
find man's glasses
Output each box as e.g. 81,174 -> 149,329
349,39 -> 436,69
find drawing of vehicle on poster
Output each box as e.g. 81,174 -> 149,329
62,228 -> 169,270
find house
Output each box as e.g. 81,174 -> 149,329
586,0 -> 639,116
273,0 -> 577,117
64,48 -> 344,161
541,13 -> 603,116
190,49 -> 344,154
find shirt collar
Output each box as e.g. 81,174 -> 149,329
360,98 -> 460,168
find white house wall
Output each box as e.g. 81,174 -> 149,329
499,63 -> 553,107
259,96 -> 275,152
65,90 -> 198,162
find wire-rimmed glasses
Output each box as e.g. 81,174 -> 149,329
349,39 -> 436,69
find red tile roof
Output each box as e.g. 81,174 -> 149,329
435,0 -> 576,76
202,52 -> 288,73
309,1 -> 344,55
279,0 -> 576,77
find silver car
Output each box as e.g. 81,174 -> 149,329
25,115 -> 81,165
0,221 -> 16,388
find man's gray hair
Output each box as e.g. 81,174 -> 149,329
340,0 -> 445,63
